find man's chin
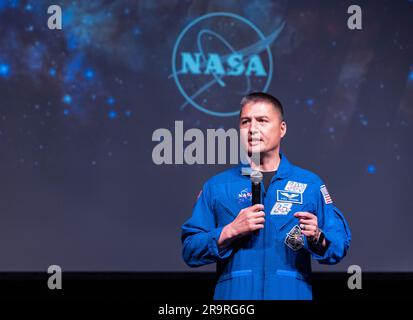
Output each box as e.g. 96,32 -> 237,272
247,147 -> 266,156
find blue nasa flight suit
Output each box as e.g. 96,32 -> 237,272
181,153 -> 351,300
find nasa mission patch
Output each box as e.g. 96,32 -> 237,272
284,181 -> 307,194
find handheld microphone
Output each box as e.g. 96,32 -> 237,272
250,170 -> 263,205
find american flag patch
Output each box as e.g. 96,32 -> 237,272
320,185 -> 333,204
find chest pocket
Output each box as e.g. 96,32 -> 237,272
269,201 -> 317,232
215,199 -> 249,227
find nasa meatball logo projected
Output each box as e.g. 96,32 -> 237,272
171,12 -> 285,117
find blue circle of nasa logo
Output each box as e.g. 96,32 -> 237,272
172,12 -> 284,117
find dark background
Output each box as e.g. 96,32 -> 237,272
0,0 -> 412,273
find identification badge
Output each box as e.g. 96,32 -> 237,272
276,190 -> 303,204
285,225 -> 305,251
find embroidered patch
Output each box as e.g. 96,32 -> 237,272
320,185 -> 333,204
285,225 -> 304,251
238,188 -> 252,203
276,190 -> 303,204
284,181 -> 307,194
270,202 -> 293,215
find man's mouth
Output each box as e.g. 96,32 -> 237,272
248,139 -> 263,145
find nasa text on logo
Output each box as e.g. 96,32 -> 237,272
172,12 -> 285,117
238,188 -> 252,203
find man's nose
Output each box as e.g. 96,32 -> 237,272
249,119 -> 259,134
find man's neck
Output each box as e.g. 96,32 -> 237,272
250,149 -> 280,172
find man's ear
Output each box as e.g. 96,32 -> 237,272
280,121 -> 287,138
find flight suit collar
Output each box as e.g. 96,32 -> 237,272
239,152 -> 294,180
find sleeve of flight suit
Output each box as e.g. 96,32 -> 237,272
307,181 -> 352,265
181,181 -> 234,267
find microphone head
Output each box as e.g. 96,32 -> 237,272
250,170 -> 263,184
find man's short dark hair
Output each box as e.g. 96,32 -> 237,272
240,92 -> 284,120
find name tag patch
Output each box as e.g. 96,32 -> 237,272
270,202 -> 293,215
276,190 -> 303,204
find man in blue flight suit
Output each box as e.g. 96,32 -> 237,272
181,92 -> 351,300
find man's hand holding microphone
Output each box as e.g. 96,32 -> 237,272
218,170 -> 264,249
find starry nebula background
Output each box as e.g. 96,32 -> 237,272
0,0 -> 412,271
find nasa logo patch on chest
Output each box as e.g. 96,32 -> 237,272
237,188 -> 252,203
